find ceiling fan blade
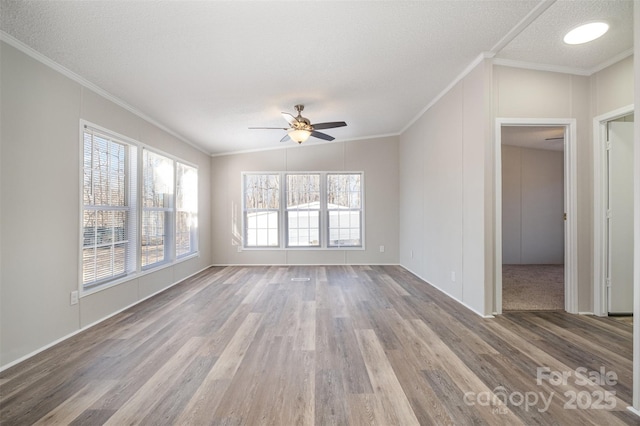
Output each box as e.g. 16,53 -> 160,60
280,133 -> 292,143
311,121 -> 347,130
248,127 -> 288,130
310,131 -> 335,141
282,112 -> 297,126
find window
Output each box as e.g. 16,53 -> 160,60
81,126 -> 137,289
80,121 -> 199,293
142,149 -> 174,268
286,174 -> 320,247
327,173 -> 362,247
176,162 -> 198,257
242,171 -> 363,249
244,174 -> 280,247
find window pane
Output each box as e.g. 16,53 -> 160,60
141,149 -> 174,267
286,174 -> 320,209
287,210 -> 319,247
142,210 -> 166,266
286,174 -> 320,247
143,150 -> 174,208
83,210 -> 96,247
176,162 -> 198,257
245,210 -> 278,247
246,227 -> 257,246
114,211 -> 126,243
245,174 -> 279,209
327,174 -> 362,247
244,174 -> 279,247
82,247 -> 96,284
176,211 -> 191,256
82,128 -> 132,288
328,209 -> 361,247
257,229 -> 268,246
328,174 -> 362,209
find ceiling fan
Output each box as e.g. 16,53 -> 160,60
249,104 -> 347,144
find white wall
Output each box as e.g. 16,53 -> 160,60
210,136 -> 399,265
0,41 -> 212,368
502,145 -> 564,264
399,59 -> 491,315
493,58 -> 633,312
398,56 -> 632,316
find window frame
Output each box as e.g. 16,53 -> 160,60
326,173 -> 364,248
80,122 -> 138,293
241,171 -> 364,250
79,120 -> 199,296
285,173 -> 321,248
176,161 -> 199,259
242,173 -> 281,248
141,148 -> 175,269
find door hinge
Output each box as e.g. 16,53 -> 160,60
606,140 -> 612,150
606,209 -> 612,219
563,212 -> 567,221
606,278 -> 612,288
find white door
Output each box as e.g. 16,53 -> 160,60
607,120 -> 634,314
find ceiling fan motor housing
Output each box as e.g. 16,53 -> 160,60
293,105 -> 312,129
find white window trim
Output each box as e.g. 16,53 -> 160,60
78,120 -> 200,297
242,172 -> 281,248
79,121 -> 138,293
241,171 -> 365,250
141,147 -> 175,270
285,173 -> 321,248
326,172 -> 364,248
176,162 -> 199,259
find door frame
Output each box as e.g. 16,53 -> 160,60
494,117 -> 578,314
593,104 -> 635,316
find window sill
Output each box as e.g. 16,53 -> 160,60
240,246 -> 365,251
80,251 -> 200,298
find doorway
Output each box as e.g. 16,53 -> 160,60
594,107 -> 635,317
501,126 -> 565,311
494,118 -> 578,315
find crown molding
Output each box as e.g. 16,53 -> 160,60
492,58 -> 592,76
588,48 -> 633,75
210,132 -> 401,157
493,47 -> 633,77
0,31 -> 211,156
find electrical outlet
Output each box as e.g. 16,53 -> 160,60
237,245 -> 242,253
379,245 -> 385,253
410,250 -> 414,258
70,291 -> 79,305
451,271 -> 456,282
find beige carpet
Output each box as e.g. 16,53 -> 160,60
610,315 -> 633,325
502,264 -> 564,311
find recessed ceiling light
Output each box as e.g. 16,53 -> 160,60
563,22 -> 609,45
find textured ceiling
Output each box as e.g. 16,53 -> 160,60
496,0 -> 633,73
0,1 -> 634,155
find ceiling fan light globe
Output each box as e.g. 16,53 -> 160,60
289,129 -> 311,144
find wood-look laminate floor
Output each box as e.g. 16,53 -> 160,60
1,265 -> 637,425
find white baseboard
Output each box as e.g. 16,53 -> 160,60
211,263 -> 401,267
627,406 -> 640,417
0,264 -> 213,373
399,264 -> 492,318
